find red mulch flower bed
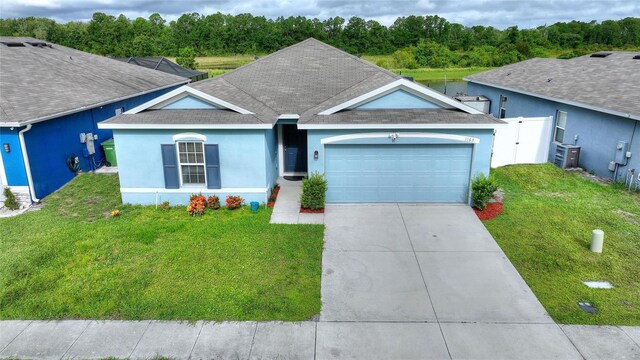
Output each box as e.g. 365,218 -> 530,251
267,186 -> 280,208
300,207 -> 324,213
473,202 -> 504,221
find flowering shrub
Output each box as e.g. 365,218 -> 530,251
110,209 -> 120,217
188,194 -> 207,216
207,195 -> 220,210
225,195 -> 243,210
160,201 -> 171,210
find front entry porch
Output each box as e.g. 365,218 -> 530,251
278,124 -> 307,177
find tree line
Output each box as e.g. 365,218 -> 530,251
1,13 -> 639,68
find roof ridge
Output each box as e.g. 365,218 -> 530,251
218,38 -> 318,80
308,39 -> 402,80
210,78 -> 278,120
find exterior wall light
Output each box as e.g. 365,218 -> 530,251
3,143 -> 9,153
314,150 -> 319,160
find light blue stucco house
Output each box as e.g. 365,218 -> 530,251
465,52 -> 640,182
0,37 -> 188,206
99,39 -> 503,205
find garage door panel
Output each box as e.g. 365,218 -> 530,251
325,144 -> 472,203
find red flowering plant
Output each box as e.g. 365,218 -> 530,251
187,194 -> 207,216
207,195 -> 220,210
160,201 -> 171,210
225,195 -> 243,210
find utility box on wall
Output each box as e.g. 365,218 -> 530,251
615,141 -> 629,164
555,144 -> 581,169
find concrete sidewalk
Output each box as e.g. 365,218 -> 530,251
1,320 -> 639,359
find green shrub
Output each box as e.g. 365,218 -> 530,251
471,174 -> 499,210
301,172 -> 328,210
3,187 -> 19,210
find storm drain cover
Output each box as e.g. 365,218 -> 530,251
583,281 -> 613,289
577,302 -> 598,314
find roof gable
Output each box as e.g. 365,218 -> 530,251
356,89 -> 442,109
319,79 -> 483,115
126,86 -> 254,115
156,95 -> 219,110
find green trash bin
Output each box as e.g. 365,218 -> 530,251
101,138 -> 117,166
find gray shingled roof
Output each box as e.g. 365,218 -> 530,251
104,109 -> 266,126
0,37 -> 190,126
213,38 -> 402,116
113,57 -> 208,82
102,38 -> 501,127
304,109 -> 499,125
465,52 -> 640,119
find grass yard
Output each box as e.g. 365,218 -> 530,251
361,54 -> 492,81
0,174 -> 324,321
485,164 -> 640,325
389,67 -> 493,81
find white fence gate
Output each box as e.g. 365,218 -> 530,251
492,116 -> 553,168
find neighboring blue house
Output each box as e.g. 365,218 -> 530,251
0,37 -> 189,205
100,39 -> 502,205
465,52 -> 640,182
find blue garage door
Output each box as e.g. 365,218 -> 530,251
325,144 -> 473,203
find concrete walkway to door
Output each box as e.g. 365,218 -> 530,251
269,177 -> 324,225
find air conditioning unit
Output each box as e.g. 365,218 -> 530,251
555,144 -> 580,169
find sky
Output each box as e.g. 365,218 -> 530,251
1,0 -> 638,29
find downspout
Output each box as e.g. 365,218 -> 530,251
18,124 -> 40,203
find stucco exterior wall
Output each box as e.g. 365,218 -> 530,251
113,129 -> 270,205
0,127 -> 28,187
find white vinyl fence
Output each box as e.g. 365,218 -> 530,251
492,116 -> 553,168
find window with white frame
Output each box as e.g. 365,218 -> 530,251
177,141 -> 206,185
554,111 -> 567,143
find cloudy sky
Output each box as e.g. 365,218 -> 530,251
1,0 -> 637,29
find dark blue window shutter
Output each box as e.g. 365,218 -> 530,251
161,144 -> 180,189
205,144 -> 221,189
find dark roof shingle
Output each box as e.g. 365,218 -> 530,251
113,57 -> 207,81
103,38 -> 501,128
0,37 -> 189,126
103,109 -> 266,126
465,52 -> 640,118
304,109 -> 500,125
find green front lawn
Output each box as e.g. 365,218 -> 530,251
0,174 -> 324,321
486,164 -> 640,325
389,67 -> 493,81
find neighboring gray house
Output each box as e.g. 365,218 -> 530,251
114,57 -> 208,82
465,52 -> 640,182
99,38 -> 503,205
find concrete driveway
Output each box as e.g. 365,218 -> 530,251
320,204 -> 583,359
